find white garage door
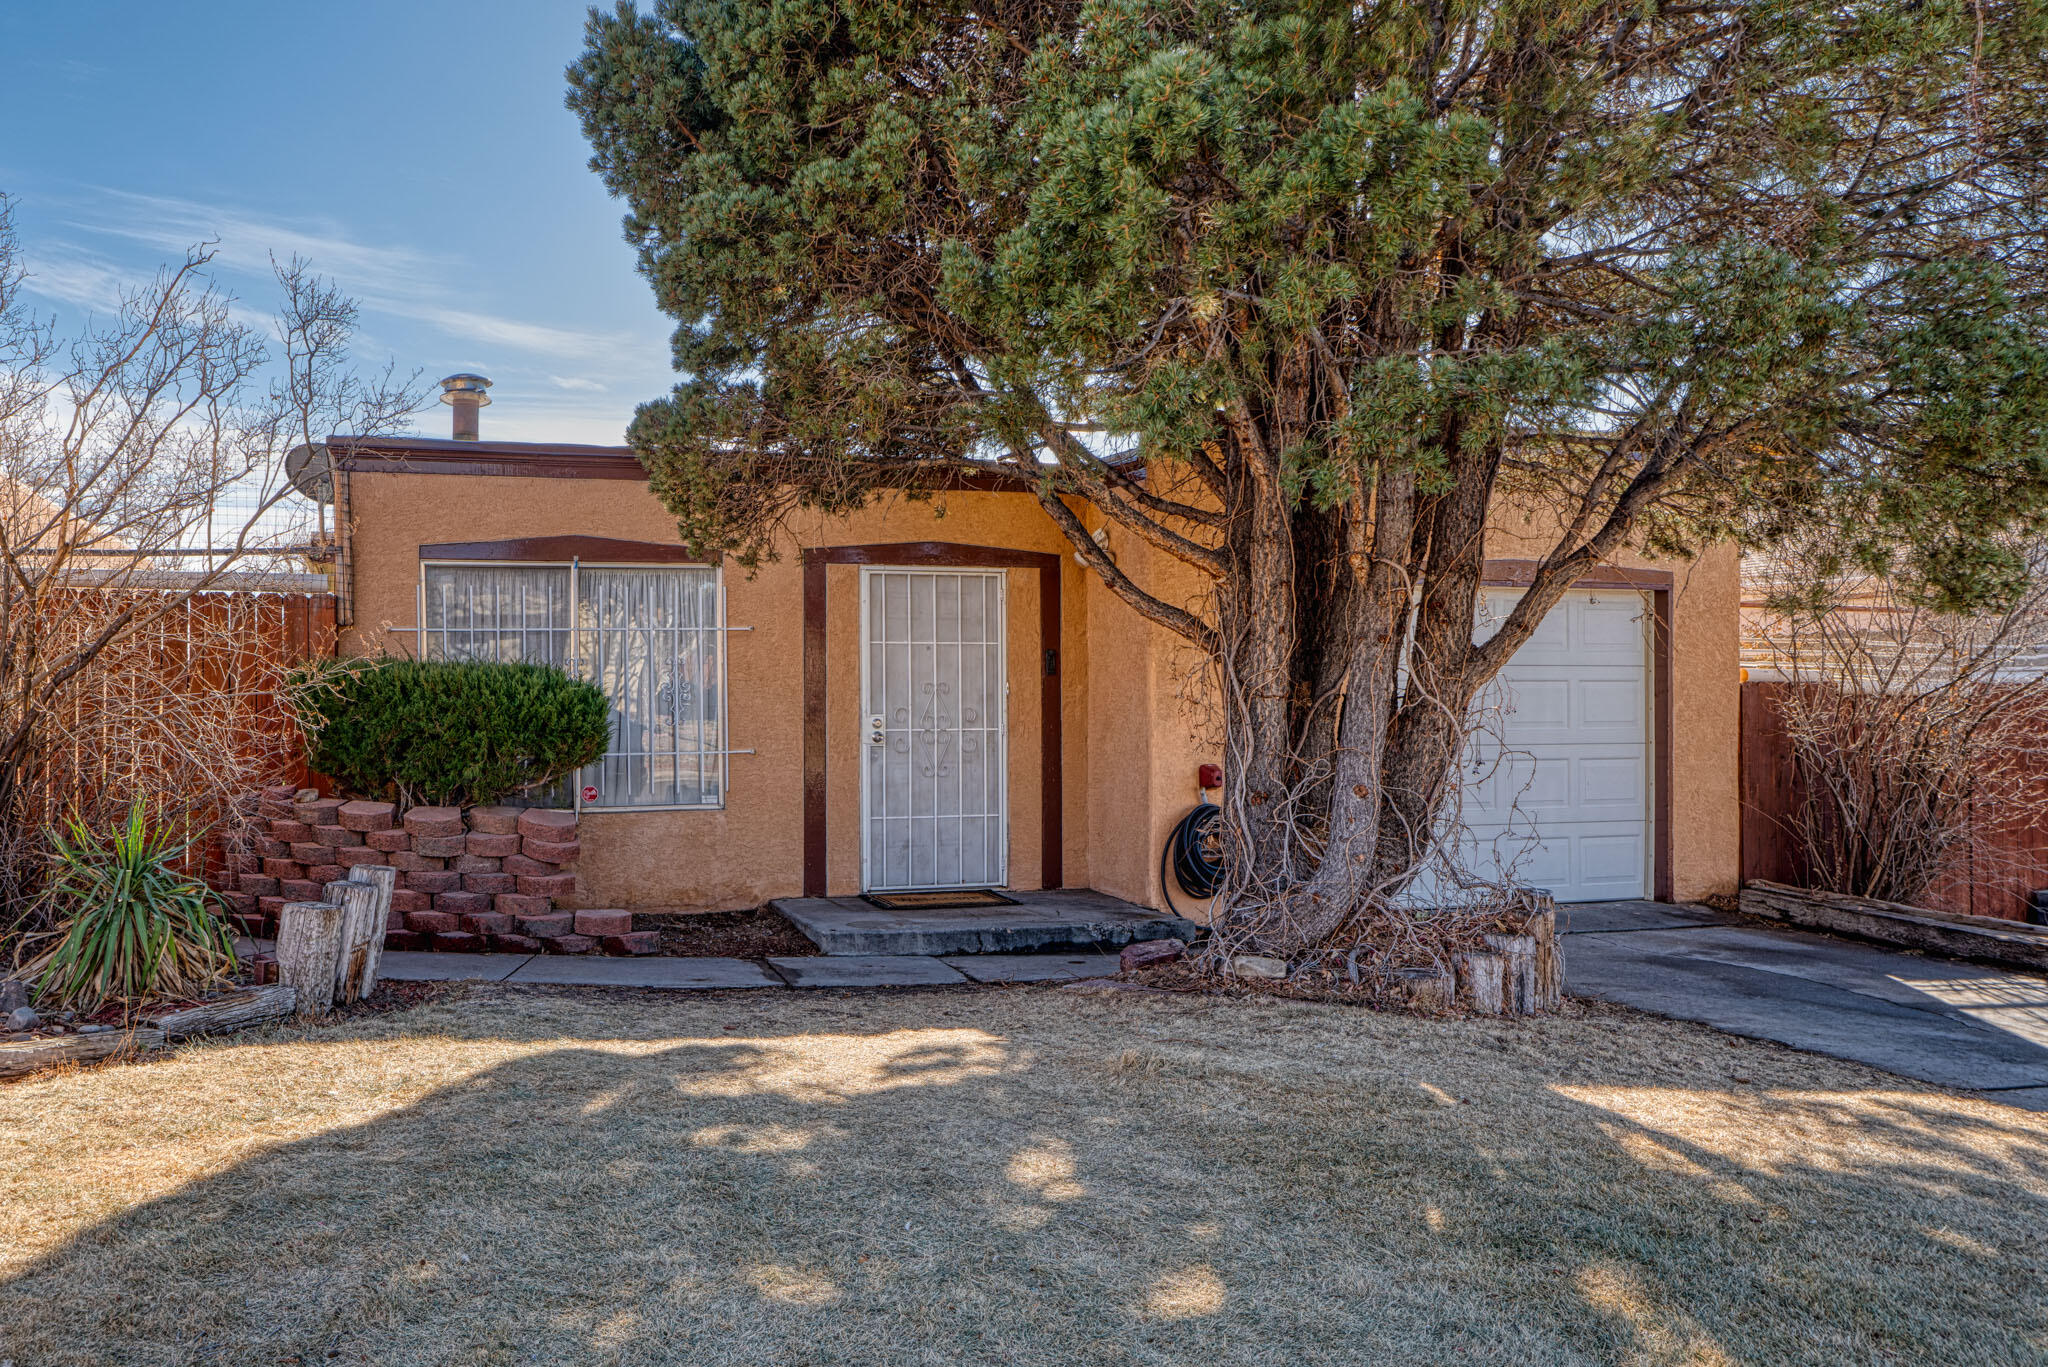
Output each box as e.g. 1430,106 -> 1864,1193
1455,588 -> 1652,903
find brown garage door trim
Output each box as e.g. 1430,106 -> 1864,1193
802,542 -> 1064,897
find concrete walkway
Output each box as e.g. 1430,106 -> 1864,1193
375,948 -> 1124,990
371,899 -> 2048,1111
1564,900 -> 2048,1110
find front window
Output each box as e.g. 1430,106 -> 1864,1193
421,562 -> 725,809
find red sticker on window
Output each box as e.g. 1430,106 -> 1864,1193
581,785 -> 598,804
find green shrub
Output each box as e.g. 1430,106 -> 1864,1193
23,804 -> 235,1012
290,658 -> 610,808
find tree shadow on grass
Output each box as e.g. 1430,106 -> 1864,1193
4,990 -> 2048,1366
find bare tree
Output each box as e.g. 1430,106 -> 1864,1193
0,193 -> 421,927
1748,542 -> 2048,907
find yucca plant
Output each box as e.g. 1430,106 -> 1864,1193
21,804 -> 236,1013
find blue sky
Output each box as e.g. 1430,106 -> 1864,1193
0,0 -> 674,445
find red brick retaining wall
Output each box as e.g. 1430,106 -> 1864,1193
215,788 -> 655,955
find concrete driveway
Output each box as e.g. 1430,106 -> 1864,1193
1564,900 -> 2048,1109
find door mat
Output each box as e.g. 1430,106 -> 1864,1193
862,889 -> 1020,911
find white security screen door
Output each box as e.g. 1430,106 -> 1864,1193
860,569 -> 1008,890
1457,588 -> 1652,902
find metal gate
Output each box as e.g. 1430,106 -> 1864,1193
859,568 -> 1008,890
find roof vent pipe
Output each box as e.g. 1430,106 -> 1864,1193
439,373 -> 492,440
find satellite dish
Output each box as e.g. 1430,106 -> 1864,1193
284,443 -> 334,505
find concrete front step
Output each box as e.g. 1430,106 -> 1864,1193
771,889 -> 1197,957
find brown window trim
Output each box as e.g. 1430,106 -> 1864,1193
802,542 -> 1063,897
1480,559 -> 1675,902
419,536 -> 706,564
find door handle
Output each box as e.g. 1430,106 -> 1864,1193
866,714 -> 885,746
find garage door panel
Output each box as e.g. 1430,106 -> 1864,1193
1458,587 -> 1651,903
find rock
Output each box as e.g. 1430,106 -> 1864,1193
412,833 -> 469,859
0,978 -> 31,1013
464,832 -> 521,858
459,912 -> 514,936
601,932 -> 660,956
1119,939 -> 1186,972
406,910 -> 460,935
7,1006 -> 39,1032
365,828 -> 412,852
1229,955 -> 1289,980
404,869 -> 461,895
518,913 -> 574,938
574,909 -> 632,937
434,890 -> 492,916
335,800 -> 396,832
501,853 -> 556,877
403,806 -> 465,839
516,808 -> 577,842
461,873 -> 515,895
540,933 -> 596,955
515,873 -> 576,898
521,838 -> 580,866
466,805 -> 522,835
77,1022 -> 111,1034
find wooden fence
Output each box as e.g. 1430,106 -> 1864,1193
1740,679 -> 2047,922
16,587 -> 336,840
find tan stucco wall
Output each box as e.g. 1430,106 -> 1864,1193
341,469 -> 1739,911
341,473 -> 1088,908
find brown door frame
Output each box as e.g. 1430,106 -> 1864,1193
1480,560 -> 1676,903
802,542 -> 1064,897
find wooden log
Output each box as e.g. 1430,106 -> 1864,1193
1393,967 -> 1456,1011
1525,907 -> 1564,1012
276,900 -> 344,1018
325,879 -> 381,1005
1484,933 -> 1537,1015
1454,952 -> 1506,1015
1741,880 -> 2048,973
142,985 -> 297,1039
344,864 -> 396,999
0,1028 -> 165,1081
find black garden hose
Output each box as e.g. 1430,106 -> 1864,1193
1161,801 -> 1225,918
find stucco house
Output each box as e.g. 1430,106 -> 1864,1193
321,376 -> 1740,918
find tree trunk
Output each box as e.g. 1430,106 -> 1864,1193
276,899 -> 344,1018
143,985 -> 297,1038
0,1027 -> 165,1080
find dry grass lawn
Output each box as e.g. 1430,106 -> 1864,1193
3,983 -> 2046,1366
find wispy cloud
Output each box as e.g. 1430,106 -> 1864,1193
38,185 -> 660,368
549,374 -> 607,393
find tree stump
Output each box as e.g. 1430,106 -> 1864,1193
276,900 -> 344,1018
144,985 -> 298,1039
1526,906 -> 1563,1012
1454,951 -> 1506,1015
344,864 -> 397,999
1393,966 -> 1456,1011
325,878 -> 382,1005
1484,933 -> 1537,1015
